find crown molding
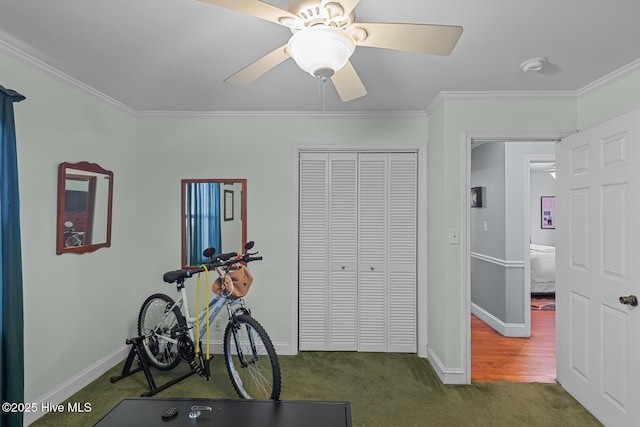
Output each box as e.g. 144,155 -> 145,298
0,39 -> 136,115
575,57 -> 640,97
134,109 -> 427,119
426,90 -> 576,116
427,58 -> 640,116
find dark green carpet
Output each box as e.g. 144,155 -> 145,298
31,352 -> 602,426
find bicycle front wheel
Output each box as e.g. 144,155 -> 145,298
137,293 -> 185,371
224,314 -> 281,400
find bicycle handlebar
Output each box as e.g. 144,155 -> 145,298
162,249 -> 262,284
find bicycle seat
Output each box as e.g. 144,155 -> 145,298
163,269 -> 193,284
216,252 -> 238,261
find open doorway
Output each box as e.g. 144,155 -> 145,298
468,140 -> 557,382
527,157 -> 557,311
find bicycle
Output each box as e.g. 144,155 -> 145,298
136,241 -> 281,400
63,221 -> 84,247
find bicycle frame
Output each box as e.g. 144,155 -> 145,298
152,280 -> 245,350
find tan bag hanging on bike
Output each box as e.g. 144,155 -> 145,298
213,263 -> 253,299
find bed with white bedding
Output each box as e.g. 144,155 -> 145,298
530,244 -> 556,294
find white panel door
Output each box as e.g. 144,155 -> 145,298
556,109 -> 640,426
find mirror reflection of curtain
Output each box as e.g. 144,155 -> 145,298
0,85 -> 25,427
186,182 -> 222,265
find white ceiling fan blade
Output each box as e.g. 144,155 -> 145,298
321,0 -> 361,17
331,61 -> 367,102
355,23 -> 463,56
198,0 -> 298,27
225,44 -> 290,85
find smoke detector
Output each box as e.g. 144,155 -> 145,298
520,57 -> 547,72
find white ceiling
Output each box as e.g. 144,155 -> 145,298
1,0 -> 639,114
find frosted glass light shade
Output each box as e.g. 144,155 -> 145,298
287,26 -> 355,79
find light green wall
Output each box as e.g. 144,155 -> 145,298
134,116 -> 429,349
426,103 -> 446,363
428,97 -> 577,370
1,51 -> 138,403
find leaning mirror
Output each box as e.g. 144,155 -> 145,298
56,161 -> 113,255
181,179 -> 247,268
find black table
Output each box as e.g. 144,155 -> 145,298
93,398 -> 352,427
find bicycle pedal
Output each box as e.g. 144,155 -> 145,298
203,357 -> 213,378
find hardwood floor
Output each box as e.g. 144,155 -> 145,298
471,309 -> 556,383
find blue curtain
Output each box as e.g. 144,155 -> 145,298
187,183 -> 221,265
0,85 -> 25,427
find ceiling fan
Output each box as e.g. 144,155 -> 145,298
199,0 -> 463,102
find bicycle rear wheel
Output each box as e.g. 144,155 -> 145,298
223,314 -> 281,400
137,293 -> 185,371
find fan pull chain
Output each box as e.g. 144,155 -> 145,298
317,78 -> 327,112
322,80 -> 326,112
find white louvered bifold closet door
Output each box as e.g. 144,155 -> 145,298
299,151 -> 416,352
358,153 -> 417,352
357,153 -> 389,351
328,153 -> 358,350
299,153 -> 329,350
299,153 -> 358,350
387,153 -> 417,352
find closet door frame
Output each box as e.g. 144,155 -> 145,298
291,145 -> 428,356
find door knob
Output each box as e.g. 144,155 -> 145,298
619,295 -> 638,307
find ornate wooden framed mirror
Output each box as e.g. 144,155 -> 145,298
56,161 -> 113,254
181,179 -> 247,268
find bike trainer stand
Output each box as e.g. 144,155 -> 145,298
110,336 -> 196,397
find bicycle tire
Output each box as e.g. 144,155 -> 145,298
137,293 -> 185,371
223,314 -> 281,400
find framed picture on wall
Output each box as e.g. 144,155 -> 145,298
541,196 -> 555,229
224,190 -> 234,221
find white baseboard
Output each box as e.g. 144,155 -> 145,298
273,342 -> 296,356
427,345 -> 466,385
471,303 -> 528,337
25,345 -> 129,426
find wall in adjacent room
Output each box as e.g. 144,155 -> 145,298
469,141 -> 555,332
530,171 -> 556,246
470,142 -> 507,320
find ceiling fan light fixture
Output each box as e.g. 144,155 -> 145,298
287,25 -> 355,80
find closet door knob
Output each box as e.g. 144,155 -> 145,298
370,266 -> 374,271
341,265 -> 346,270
